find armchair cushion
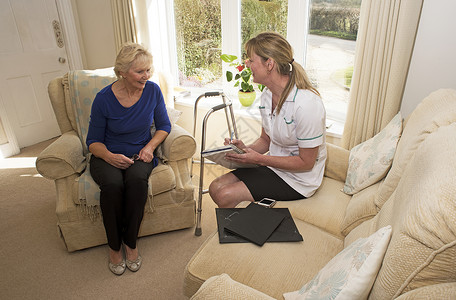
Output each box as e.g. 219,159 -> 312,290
35,131 -> 85,180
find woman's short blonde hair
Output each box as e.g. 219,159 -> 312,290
114,42 -> 154,79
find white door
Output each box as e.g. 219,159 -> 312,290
0,0 -> 70,150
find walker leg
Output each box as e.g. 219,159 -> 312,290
192,92 -> 238,236
194,225 -> 202,236
195,154 -> 205,236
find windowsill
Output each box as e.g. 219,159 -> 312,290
173,88 -> 344,139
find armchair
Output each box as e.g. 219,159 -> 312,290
36,69 -> 196,252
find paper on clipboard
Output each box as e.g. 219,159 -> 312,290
201,144 -> 259,169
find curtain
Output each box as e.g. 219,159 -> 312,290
341,0 -> 424,150
111,0 -> 137,54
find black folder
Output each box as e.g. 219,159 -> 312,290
217,203 -> 303,246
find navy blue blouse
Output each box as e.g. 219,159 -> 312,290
86,81 -> 171,158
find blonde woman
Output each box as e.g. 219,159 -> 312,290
209,32 -> 327,208
87,43 -> 170,275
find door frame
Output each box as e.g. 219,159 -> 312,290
0,0 -> 82,158
56,0 -> 83,71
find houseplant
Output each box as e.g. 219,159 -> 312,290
221,54 -> 264,106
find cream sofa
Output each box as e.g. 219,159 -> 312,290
36,69 -> 196,252
183,89 -> 456,299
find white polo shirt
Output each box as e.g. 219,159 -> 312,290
259,86 -> 327,197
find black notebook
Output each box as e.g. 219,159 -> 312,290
216,206 -> 303,245
221,203 -> 286,246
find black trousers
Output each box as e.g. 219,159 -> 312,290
90,155 -> 155,251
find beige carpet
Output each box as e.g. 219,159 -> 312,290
0,138 -> 229,299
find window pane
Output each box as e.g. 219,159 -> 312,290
241,0 -> 288,59
306,0 -> 361,123
174,0 -> 222,88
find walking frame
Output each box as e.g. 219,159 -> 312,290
191,91 -> 238,236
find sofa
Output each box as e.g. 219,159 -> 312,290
36,69 -> 196,252
183,89 -> 456,299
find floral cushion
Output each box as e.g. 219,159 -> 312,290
283,226 -> 392,300
343,113 -> 402,195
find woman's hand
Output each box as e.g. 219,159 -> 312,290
89,142 -> 134,169
105,153 -> 135,169
138,145 -> 155,163
224,138 -> 247,150
225,147 -> 262,165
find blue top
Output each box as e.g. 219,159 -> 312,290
86,81 -> 171,158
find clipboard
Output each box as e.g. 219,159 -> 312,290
202,144 -> 259,169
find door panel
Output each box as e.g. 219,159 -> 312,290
0,0 -> 69,148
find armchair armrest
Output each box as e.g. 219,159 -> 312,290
36,131 -> 86,180
324,142 -> 350,182
161,124 -> 196,161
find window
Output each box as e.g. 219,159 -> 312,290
306,0 -> 361,125
135,0 -> 361,134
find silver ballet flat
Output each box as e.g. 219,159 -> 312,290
126,255 -> 142,272
108,259 -> 126,275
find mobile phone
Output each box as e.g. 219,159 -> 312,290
257,198 -> 277,208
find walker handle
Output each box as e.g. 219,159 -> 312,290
211,103 -> 227,111
204,91 -> 221,97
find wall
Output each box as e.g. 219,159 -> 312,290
71,0 -> 117,70
401,0 -> 456,117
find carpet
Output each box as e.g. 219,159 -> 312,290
0,138 -> 227,299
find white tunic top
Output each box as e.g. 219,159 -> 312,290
259,86 -> 327,197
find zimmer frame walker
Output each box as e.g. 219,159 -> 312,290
192,91 -> 238,236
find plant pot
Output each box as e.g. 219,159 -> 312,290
238,91 -> 256,107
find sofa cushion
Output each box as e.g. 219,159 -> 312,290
184,219 -> 344,299
340,181 -> 380,236
343,113 -> 402,195
368,123 -> 456,299
191,273 -> 275,300
324,142 -> 350,182
283,226 -> 392,300
278,176 -> 351,238
375,89 -> 456,209
394,283 -> 456,300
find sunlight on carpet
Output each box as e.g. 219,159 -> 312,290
0,157 -> 38,169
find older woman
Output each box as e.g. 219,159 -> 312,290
86,43 -> 171,275
209,32 -> 327,208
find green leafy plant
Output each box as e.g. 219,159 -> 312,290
221,54 -> 265,92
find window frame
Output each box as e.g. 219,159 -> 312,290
135,0 -> 344,137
